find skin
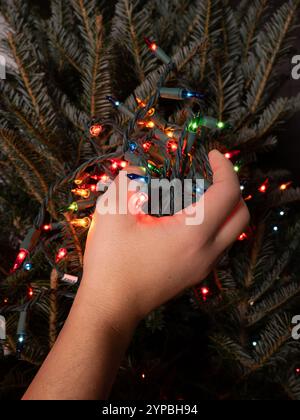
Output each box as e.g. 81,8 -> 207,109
22,150 -> 249,400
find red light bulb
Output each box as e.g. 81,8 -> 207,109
142,142 -> 151,152
111,161 -> 118,170
238,232 -> 248,241
201,287 -> 209,296
296,368 -> 300,375
89,124 -> 103,137
43,224 -> 52,231
12,249 -> 29,271
258,179 -> 269,193
168,140 -> 178,151
120,161 -> 127,169
56,248 -> 67,263
28,287 -> 34,298
90,184 -> 97,192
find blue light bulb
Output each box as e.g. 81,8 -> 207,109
24,262 -> 32,271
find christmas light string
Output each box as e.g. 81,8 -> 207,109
2,36 -> 298,357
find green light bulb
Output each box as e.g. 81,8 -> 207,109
233,165 -> 240,173
68,202 -> 78,212
217,121 -> 225,129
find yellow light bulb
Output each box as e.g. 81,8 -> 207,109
71,217 -> 91,228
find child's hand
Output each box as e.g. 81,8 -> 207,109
81,150 -> 249,331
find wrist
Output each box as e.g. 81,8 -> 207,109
74,272 -> 141,340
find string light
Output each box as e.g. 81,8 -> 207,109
147,161 -> 161,175
68,202 -> 79,212
144,36 -> 171,64
165,129 -> 174,138
168,140 -> 178,152
238,233 -> 248,241
135,97 -> 155,116
233,165 -> 240,173
74,173 -> 90,185
279,210 -> 285,216
56,248 -> 67,263
296,368 -> 300,375
141,373 -> 146,379
12,249 -> 29,271
225,150 -> 240,159
71,217 -> 91,229
258,179 -> 269,193
252,341 -> 258,347
273,226 -> 279,232
42,224 -> 52,231
28,287 -> 34,298
279,182 -> 292,191
24,262 -> 32,271
244,195 -> 252,201
106,96 -> 135,118
71,188 -> 90,199
120,161 -> 128,169
129,141 -> 138,152
3,298 -> 8,304
89,124 -> 103,137
240,185 -> 245,191
159,87 -> 204,100
142,142 -> 152,152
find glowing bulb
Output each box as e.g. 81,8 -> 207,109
145,121 -> 155,128
18,336 -> 24,343
165,129 -> 174,138
111,161 -> 118,170
4,298 -> 8,304
43,224 -> 52,231
273,226 -> 279,232
71,188 -> 90,199
28,287 -> 34,298
168,140 -> 178,151
141,373 -> 146,379
233,165 -> 240,172
24,262 -> 32,271
240,185 -> 245,191
279,182 -> 292,191
245,195 -> 252,201
120,161 -> 128,169
225,153 -> 231,159
147,108 -> 155,117
90,184 -> 97,192
115,101 -> 120,107
68,202 -> 78,212
252,341 -> 257,347
296,368 -> 300,375
142,142 -> 151,152
150,43 -> 157,51
217,121 -> 225,129
238,233 -> 248,241
129,141 -> 138,152
279,210 -> 285,216
89,124 -> 103,137
71,217 -> 91,229
56,248 -> 67,262
100,174 -> 110,183
201,287 -> 209,296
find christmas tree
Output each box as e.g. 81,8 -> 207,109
1,0 -> 300,400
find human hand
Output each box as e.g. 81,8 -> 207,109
81,150 -> 249,331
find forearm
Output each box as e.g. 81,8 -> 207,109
22,276 -> 138,400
